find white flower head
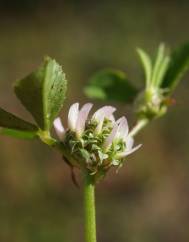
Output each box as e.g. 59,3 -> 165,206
53,102 -> 141,180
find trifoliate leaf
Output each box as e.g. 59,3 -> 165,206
14,57 -> 67,131
84,69 -> 138,103
162,43 -> 189,93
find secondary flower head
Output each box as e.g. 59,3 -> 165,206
54,103 -> 141,180
135,87 -> 168,120
135,43 -> 187,120
135,44 -> 171,120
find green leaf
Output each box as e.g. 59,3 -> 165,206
162,43 -> 189,92
154,55 -> 170,88
84,69 -> 138,103
14,57 -> 67,131
0,107 -> 37,131
137,48 -> 152,87
0,107 -> 38,139
0,128 -> 37,139
151,43 -> 166,86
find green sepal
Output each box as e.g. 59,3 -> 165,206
162,43 -> 189,93
79,148 -> 90,162
84,69 -> 139,103
14,57 -> 67,131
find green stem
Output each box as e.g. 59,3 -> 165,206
129,118 -> 149,137
83,174 -> 97,242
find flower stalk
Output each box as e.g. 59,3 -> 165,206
129,119 -> 149,137
84,173 -> 97,242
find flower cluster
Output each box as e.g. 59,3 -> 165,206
135,44 -> 171,120
54,103 -> 141,179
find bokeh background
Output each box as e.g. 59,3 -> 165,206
0,1 -> 189,241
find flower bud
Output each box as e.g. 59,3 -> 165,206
134,88 -> 167,120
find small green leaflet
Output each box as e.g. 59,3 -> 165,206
84,69 -> 138,103
151,44 -> 166,86
162,43 -> 189,93
137,48 -> 152,87
0,107 -> 38,139
0,107 -> 37,131
14,57 -> 67,131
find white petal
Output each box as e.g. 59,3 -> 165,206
103,123 -> 119,150
117,144 -> 142,158
92,106 -> 116,121
116,117 -> 124,124
93,106 -> 116,134
76,103 -> 93,137
53,117 -> 65,140
68,103 -> 79,131
116,116 -> 129,139
109,114 -> 115,123
125,135 -> 134,150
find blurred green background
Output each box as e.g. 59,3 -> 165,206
0,1 -> 189,241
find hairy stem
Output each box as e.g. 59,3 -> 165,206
83,174 -> 97,242
129,119 -> 149,137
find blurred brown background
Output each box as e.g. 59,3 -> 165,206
0,1 -> 189,241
